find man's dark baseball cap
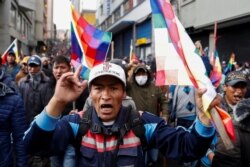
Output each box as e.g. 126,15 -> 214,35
28,55 -> 42,66
225,71 -> 248,86
8,51 -> 16,57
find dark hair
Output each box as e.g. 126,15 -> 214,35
8,51 -> 16,57
52,56 -> 71,68
109,59 -> 128,79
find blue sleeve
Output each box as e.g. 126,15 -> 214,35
141,112 -> 215,162
23,108 -> 80,155
35,109 -> 61,131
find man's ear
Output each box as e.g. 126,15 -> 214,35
223,84 -> 227,92
89,86 -> 93,98
123,91 -> 126,98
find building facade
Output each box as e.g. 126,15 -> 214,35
96,0 -> 250,63
0,0 -> 54,57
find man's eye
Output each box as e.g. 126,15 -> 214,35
94,87 -> 101,90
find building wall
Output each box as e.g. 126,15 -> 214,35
179,0 -> 250,29
97,0 -> 250,62
0,0 -> 11,53
46,0 -> 54,40
0,0 -> 37,55
35,0 -> 44,41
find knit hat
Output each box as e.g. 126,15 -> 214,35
88,62 -> 126,86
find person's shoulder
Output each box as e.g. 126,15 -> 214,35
18,76 -> 28,84
1,90 -> 22,104
41,72 -> 50,82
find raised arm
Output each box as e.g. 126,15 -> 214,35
47,66 -> 88,117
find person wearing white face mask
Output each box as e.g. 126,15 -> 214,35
127,64 -> 168,117
135,74 -> 148,85
127,64 -> 168,167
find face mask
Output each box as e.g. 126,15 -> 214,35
135,75 -> 148,86
29,72 -> 41,81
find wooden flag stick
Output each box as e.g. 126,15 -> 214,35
210,108 -> 234,149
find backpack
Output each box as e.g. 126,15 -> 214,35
74,106 -> 148,151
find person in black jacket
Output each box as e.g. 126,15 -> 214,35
212,98 -> 250,167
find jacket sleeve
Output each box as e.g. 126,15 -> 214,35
23,109 -> 78,156
142,112 -> 215,162
157,86 -> 168,119
11,95 -> 28,167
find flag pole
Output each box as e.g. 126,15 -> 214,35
210,108 -> 234,149
129,39 -> 133,63
213,21 -> 217,52
110,41 -> 114,60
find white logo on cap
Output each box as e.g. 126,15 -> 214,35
103,62 -> 112,72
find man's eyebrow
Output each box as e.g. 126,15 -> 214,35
92,83 -> 102,86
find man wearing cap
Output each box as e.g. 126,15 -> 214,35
23,62 -> 220,167
212,98 -> 250,167
200,70 -> 248,167
18,55 -> 50,123
2,51 -> 21,81
221,71 -> 248,118
19,55 -> 51,166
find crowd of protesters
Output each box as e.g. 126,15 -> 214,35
0,46 -> 250,167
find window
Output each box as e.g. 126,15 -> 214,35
10,5 -> 16,28
114,7 -> 120,22
22,18 -> 26,35
17,13 -> 21,32
123,0 -> 133,14
107,16 -> 112,27
100,5 -> 104,16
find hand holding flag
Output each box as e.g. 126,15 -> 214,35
150,0 -> 235,149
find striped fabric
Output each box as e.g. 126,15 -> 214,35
210,50 -> 222,88
81,130 -> 141,152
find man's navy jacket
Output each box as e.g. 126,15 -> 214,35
23,106 -> 215,167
